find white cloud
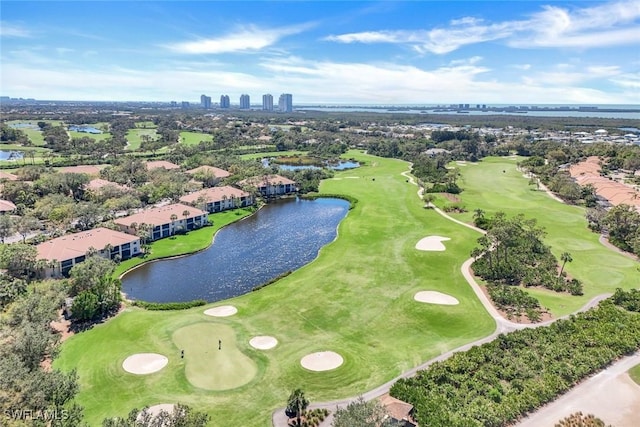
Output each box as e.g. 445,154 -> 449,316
512,64 -> 531,70
610,73 -> 640,89
165,23 -> 312,54
0,22 -> 32,38
325,0 -> 640,53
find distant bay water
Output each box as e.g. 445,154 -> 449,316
296,104 -> 640,120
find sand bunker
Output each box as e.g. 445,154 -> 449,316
137,404 -> 175,421
204,305 -> 237,317
122,353 -> 168,375
249,336 -> 278,350
301,351 -> 344,371
414,291 -> 460,305
456,161 -> 467,166
415,236 -> 451,251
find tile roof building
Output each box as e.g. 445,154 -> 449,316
0,199 -> 17,213
113,203 -> 208,241
179,186 -> 254,213
186,165 -> 231,179
58,165 -> 106,176
237,174 -> 297,197
36,227 -> 141,277
145,160 -> 181,171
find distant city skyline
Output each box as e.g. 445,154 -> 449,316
1,1 -> 639,104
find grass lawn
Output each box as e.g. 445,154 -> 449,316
125,128 -> 159,151
240,150 -> 304,160
173,322 -> 258,391
630,363 -> 640,385
179,131 -> 213,146
135,121 -> 157,129
447,156 -> 638,316
114,208 -> 255,278
55,151 -> 495,426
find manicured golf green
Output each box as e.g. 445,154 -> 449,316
125,128 -> 159,151
173,322 -> 257,390
69,130 -> 112,142
179,131 -> 212,146
55,151 -> 496,425
448,156 -> 638,315
630,363 -> 640,385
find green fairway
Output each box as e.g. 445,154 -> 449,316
173,322 -> 257,391
125,128 -> 159,151
55,151 -> 495,426
448,157 -> 638,315
69,130 -> 112,142
179,131 -> 212,146
135,121 -> 157,129
630,363 -> 640,385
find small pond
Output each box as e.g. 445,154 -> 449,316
69,125 -> 103,134
0,150 -> 24,161
262,158 -> 359,171
121,197 -> 350,303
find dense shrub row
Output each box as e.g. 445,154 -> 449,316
132,299 -> 206,310
390,294 -> 640,427
300,193 -> 358,209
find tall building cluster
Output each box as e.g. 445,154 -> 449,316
196,92 -> 292,112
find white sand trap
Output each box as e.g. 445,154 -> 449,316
301,351 -> 343,371
249,336 -> 278,350
344,176 -> 360,179
137,404 -> 175,421
415,236 -> 451,251
122,353 -> 168,375
204,305 -> 237,317
414,291 -> 459,305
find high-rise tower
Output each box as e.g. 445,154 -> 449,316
219,95 -> 230,108
278,93 -> 293,112
240,94 -> 250,109
262,94 -> 273,111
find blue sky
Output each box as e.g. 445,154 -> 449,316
1,1 -> 639,104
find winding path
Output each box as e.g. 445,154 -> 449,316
271,167 -> 614,427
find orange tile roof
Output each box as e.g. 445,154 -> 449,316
0,200 -> 17,212
379,394 -> 414,423
113,203 -> 207,228
186,165 -> 231,178
237,174 -> 296,187
36,227 -> 139,263
0,171 -> 18,181
85,178 -> 128,191
570,156 -> 640,210
58,165 -> 106,176
146,160 -> 180,170
180,186 -> 249,204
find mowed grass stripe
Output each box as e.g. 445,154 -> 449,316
450,157 -> 637,315
55,151 -> 495,426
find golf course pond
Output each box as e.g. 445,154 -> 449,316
121,197 -> 350,303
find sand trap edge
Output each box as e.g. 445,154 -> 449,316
249,336 -> 278,350
204,305 -> 238,317
122,353 -> 169,375
414,291 -> 459,305
415,236 -> 451,251
300,351 -> 344,372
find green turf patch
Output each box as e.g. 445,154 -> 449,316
125,128 -> 159,151
173,322 -> 257,391
239,150 -> 304,160
179,131 -> 212,146
451,157 -> 638,316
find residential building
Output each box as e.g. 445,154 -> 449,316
0,200 -> 17,214
220,95 -> 230,108
185,165 -> 231,179
58,165 -> 105,176
113,203 -> 208,241
36,227 -> 141,277
240,94 -> 250,109
262,94 -> 273,111
278,93 -> 293,112
180,186 -> 254,213
0,171 -> 18,181
84,178 -> 128,193
379,394 -> 419,427
145,160 -> 181,171
200,94 -> 212,109
237,174 -> 297,197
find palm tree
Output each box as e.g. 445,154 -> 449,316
182,210 -> 190,230
558,252 -> 573,280
170,214 -> 178,235
286,389 -> 309,426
